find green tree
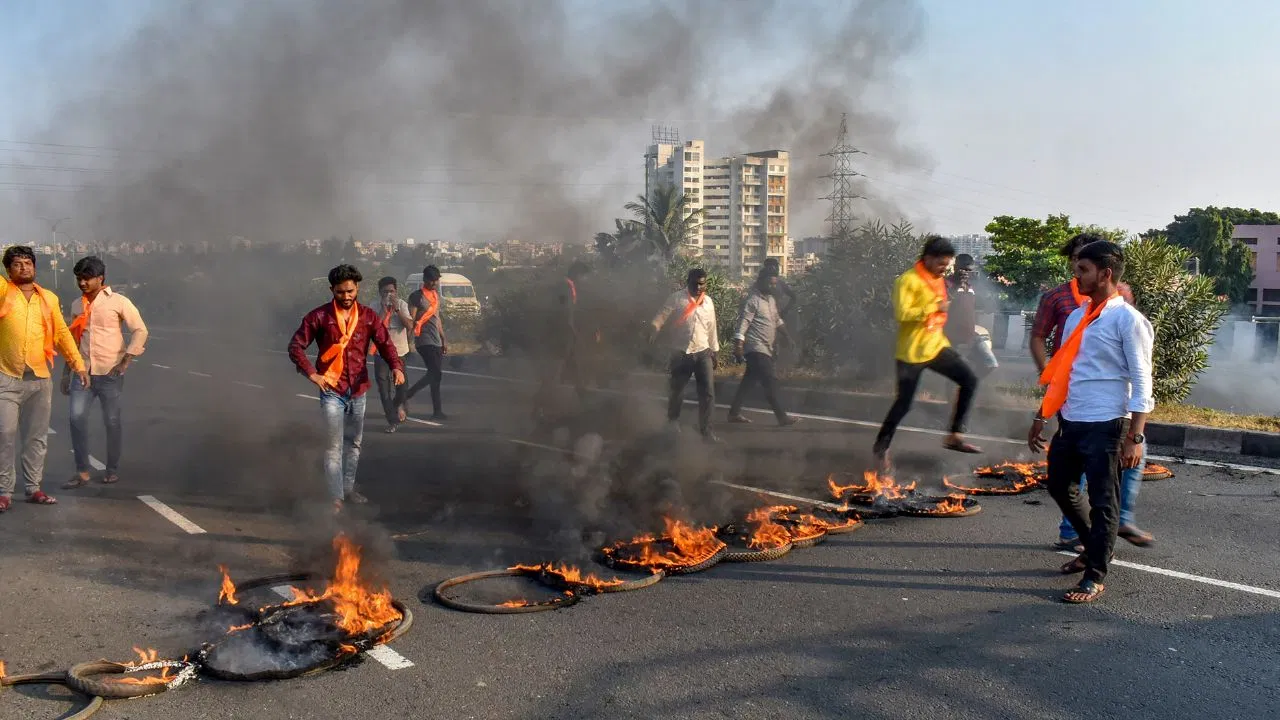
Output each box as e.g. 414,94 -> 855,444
623,185 -> 706,262
1153,207 -> 1279,304
982,214 -> 1077,306
593,218 -> 646,267
797,220 -> 921,379
1124,234 -> 1227,403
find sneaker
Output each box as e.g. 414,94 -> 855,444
384,424 -> 398,434
727,414 -> 752,424
346,490 -> 369,505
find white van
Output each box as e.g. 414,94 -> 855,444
403,272 -> 481,313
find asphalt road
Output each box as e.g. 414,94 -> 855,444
2,332 -> 1278,720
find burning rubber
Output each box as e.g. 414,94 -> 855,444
432,569 -> 583,614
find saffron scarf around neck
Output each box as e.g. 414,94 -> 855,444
1038,292 -> 1119,418
70,291 -> 99,345
675,291 -> 705,326
566,278 -> 577,304
319,301 -> 360,387
413,289 -> 439,336
913,260 -> 948,331
1069,278 -> 1086,306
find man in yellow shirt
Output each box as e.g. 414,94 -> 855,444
873,236 -> 982,472
0,246 -> 88,512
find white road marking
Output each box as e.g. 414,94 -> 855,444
88,454 -> 106,471
137,495 -> 207,534
269,586 -> 415,670
188,371 -> 213,378
150,363 -> 171,369
233,381 -> 265,389
1054,551 -> 1280,599
296,393 -> 319,401
47,428 -> 55,435
1147,454 -> 1280,476
509,438 -> 574,454
711,479 -> 844,510
404,417 -> 441,427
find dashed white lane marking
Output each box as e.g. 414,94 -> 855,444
1146,454 -> 1280,476
88,454 -> 106,471
150,363 -> 171,369
509,438 -> 572,454
1054,551 -> 1280,599
233,381 -> 265,389
404,417 -> 441,428
47,428 -> 55,435
711,479 -> 844,510
188,371 -> 213,378
296,393 -> 319,401
269,586 -> 415,670
137,495 -> 207,534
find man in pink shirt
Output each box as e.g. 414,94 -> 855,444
61,257 -> 149,488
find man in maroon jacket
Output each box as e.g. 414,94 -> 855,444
288,264 -> 405,510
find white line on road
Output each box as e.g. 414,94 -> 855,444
88,454 -> 106,471
509,438 -> 573,454
404,417 -> 441,427
296,393 -> 319,401
188,371 -> 213,378
47,428 -> 55,435
711,479 -> 844,510
270,586 -> 415,670
1054,551 -> 1280,599
233,381 -> 265,389
137,495 -> 207,534
151,363 -> 171,369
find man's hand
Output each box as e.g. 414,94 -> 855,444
60,372 -> 71,396
110,356 -> 133,377
1028,418 -> 1047,454
733,341 -> 745,364
308,373 -> 331,392
937,297 -> 951,313
75,370 -> 91,389
711,352 -> 720,370
1120,437 -> 1142,469
392,369 -> 406,386
441,343 -> 448,356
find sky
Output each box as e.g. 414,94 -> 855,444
1,0 -> 1279,242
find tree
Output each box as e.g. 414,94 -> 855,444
623,185 -> 706,263
798,220 -> 921,379
1124,234 -> 1227,404
982,214 -> 1077,306
594,218 -> 646,267
1154,207 -> 1279,305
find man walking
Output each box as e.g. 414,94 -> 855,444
727,266 -> 797,427
1030,233 -> 1151,550
405,265 -> 446,421
532,261 -> 591,422
943,254 -> 998,379
288,264 -> 404,511
873,236 -> 981,472
371,276 -> 413,433
651,268 -> 719,442
60,256 -> 149,488
1028,240 -> 1154,604
0,246 -> 88,511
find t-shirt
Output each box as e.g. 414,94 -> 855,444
408,289 -> 444,347
943,280 -> 977,345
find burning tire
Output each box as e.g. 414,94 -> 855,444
897,496 -> 982,518
805,508 -> 865,535
65,658 -> 198,699
601,543 -> 728,575
773,514 -> 828,549
432,569 -> 581,614
512,562 -> 666,594
1143,464 -> 1174,481
943,475 -> 1042,496
720,537 -> 794,563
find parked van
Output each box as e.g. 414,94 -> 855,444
403,272 -> 481,313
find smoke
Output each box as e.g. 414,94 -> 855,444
20,0 -> 927,246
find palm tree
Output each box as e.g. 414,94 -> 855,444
594,218 -> 646,266
623,185 -> 706,263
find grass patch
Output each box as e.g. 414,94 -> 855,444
1150,405 -> 1280,433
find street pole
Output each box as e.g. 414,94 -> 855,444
40,216 -> 70,290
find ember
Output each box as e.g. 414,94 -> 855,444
0,659 -> 6,679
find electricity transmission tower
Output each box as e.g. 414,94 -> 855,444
820,113 -> 865,241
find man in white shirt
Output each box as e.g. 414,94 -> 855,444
651,268 -> 720,442
1028,240 -> 1154,604
372,277 -> 414,433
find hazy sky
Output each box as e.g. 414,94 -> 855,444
2,0 -> 1278,243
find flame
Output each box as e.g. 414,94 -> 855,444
932,496 -> 967,514
742,506 -> 793,549
1146,463 -> 1170,475
276,534 -> 403,638
602,517 -> 726,570
509,562 -> 625,591
227,623 -> 254,633
217,566 -> 239,606
973,460 -> 1047,480
498,599 -> 533,608
128,647 -> 159,666
337,643 -> 358,656
949,460 -> 1047,494
0,660 -> 6,679
114,648 -> 173,686
827,471 -> 916,501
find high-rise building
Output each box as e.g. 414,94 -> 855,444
646,138 -> 790,279
949,234 -> 994,261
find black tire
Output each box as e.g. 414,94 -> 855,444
0,671 -> 103,719
943,475 -> 1041,496
721,540 -> 794,563
1143,467 -> 1174,481
805,509 -> 865,535
774,515 -> 829,549
523,565 -> 666,594
432,569 -> 580,614
898,498 -> 983,518
65,659 -> 196,700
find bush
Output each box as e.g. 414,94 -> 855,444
1124,234 -> 1227,403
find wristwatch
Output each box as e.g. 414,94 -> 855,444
1128,432 -> 1146,444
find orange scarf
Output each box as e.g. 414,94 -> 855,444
69,293 -> 95,345
1069,278 -> 1086,306
369,305 -> 394,357
566,278 -> 577,304
319,302 -> 360,387
413,289 -> 439,337
1038,293 -> 1119,418
0,281 -> 56,367
675,291 -> 705,326
913,261 -> 948,332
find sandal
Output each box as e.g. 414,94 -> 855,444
1059,553 -> 1088,575
1053,538 -> 1085,553
63,475 -> 92,489
1063,580 -> 1106,604
1118,525 -> 1154,547
26,491 -> 57,505
943,439 -> 983,454
0,496 -> 10,513
101,473 -> 120,485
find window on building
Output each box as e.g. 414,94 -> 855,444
1263,289 -> 1280,302
1240,237 -> 1258,245
1250,251 -> 1257,270
1261,304 -> 1280,318
1246,288 -> 1258,303
1275,252 -> 1280,273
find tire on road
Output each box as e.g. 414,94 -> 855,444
432,569 -> 581,614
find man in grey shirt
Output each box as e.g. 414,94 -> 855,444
406,265 -> 447,421
728,266 -> 798,427
372,276 -> 414,432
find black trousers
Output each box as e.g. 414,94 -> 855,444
533,344 -> 585,416
372,353 -> 408,425
668,350 -> 714,435
1047,418 -> 1128,584
406,344 -> 443,415
873,347 -> 978,454
729,352 -> 787,422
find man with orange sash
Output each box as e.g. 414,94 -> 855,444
0,245 -> 88,512
873,236 -> 982,472
1028,240 -> 1154,604
405,265 -> 447,421
289,264 -> 404,510
651,268 -> 720,442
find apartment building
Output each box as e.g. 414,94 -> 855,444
645,139 -> 789,279
1234,224 -> 1280,315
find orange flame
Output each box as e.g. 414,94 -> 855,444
227,623 -> 254,633
217,565 -> 239,606
602,517 -> 725,570
743,506 -> 793,549
277,534 -> 403,638
0,660 -> 7,679
128,647 -> 159,666
115,648 -> 172,686
827,471 -> 916,501
498,599 -> 534,608
949,460 -> 1046,494
509,562 -> 625,591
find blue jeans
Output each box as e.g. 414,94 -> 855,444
69,374 -> 123,474
1059,445 -> 1145,539
320,390 -> 366,501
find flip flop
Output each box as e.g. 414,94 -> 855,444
1063,580 -> 1106,604
0,496 -> 11,513
63,475 -> 92,489
1118,525 -> 1154,547
101,473 -> 120,485
26,491 -> 57,505
1059,553 -> 1088,574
